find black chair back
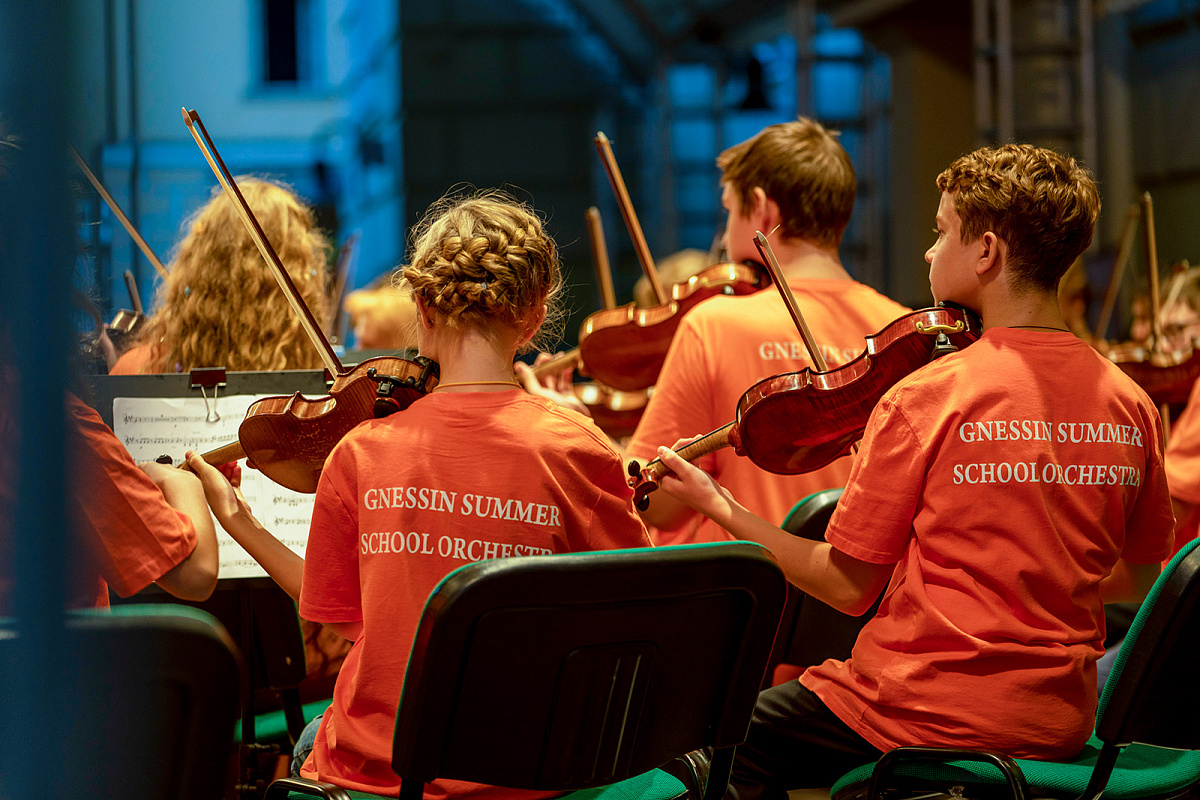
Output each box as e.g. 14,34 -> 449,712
0,604 -> 241,800
390,542 -> 787,797
765,489 -> 880,681
1097,538 -> 1200,750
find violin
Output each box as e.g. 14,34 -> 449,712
1100,193 -> 1200,410
104,270 -> 148,356
70,145 -> 164,358
1104,341 -> 1200,406
628,304 -> 981,509
629,230 -> 981,509
532,133 -> 768,391
180,108 -> 439,493
193,356 -> 438,493
562,206 -> 653,438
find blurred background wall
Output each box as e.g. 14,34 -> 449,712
39,0 -> 1200,342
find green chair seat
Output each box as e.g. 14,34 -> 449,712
278,767 -> 686,800
832,735 -> 1200,799
235,698 -> 333,744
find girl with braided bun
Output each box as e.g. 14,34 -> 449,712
110,177 -> 331,374
188,190 -> 651,796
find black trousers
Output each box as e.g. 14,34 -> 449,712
725,682 -> 883,800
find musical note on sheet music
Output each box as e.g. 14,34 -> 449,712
113,395 -> 315,580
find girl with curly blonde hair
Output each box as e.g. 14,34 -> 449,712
186,190 -> 652,797
111,178 -> 330,374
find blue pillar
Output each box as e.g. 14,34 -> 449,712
0,0 -> 74,793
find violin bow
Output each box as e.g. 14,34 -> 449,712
69,143 -> 170,281
593,131 -> 668,305
1140,191 -> 1174,440
1142,192 -> 1164,347
753,230 -> 859,457
586,206 -> 617,311
123,269 -> 144,315
328,230 -> 361,340
1095,204 -> 1140,341
529,208 -> 613,382
753,231 -> 830,372
707,225 -> 726,264
182,107 -> 344,379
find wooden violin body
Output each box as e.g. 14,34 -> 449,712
1104,340 -> 1200,406
577,261 -> 768,391
572,382 -> 651,439
195,356 -> 439,493
737,306 -> 980,473
630,304 -> 982,508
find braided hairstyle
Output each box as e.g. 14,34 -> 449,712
401,191 -> 563,352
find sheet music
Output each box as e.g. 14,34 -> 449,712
113,395 -> 314,580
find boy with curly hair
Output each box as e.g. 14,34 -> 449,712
658,144 -> 1175,796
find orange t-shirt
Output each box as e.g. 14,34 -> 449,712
108,343 -> 161,375
802,328 -> 1174,760
26,395 -> 197,610
626,279 -> 910,544
298,390 -> 652,798
1165,377 -> 1200,555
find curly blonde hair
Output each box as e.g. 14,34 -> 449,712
400,191 -> 563,352
937,144 -> 1100,293
717,117 -> 856,248
137,178 -> 331,372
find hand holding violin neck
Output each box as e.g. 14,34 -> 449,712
530,349 -> 582,381
178,440 -> 246,475
628,422 -> 737,510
